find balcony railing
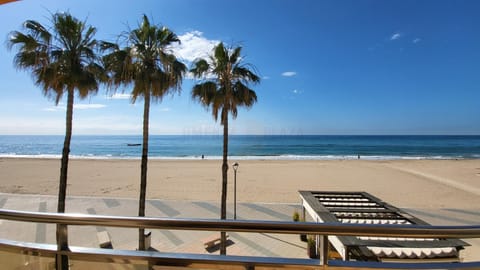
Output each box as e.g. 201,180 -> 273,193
0,208 -> 480,269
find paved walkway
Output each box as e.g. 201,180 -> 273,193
0,193 -> 307,259
0,193 -> 478,262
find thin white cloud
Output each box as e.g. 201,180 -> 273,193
172,31 -> 220,63
390,33 -> 402,41
106,93 -> 131,100
160,108 -> 171,112
43,107 -> 63,112
263,76 -> 270,80
292,89 -> 303,94
74,104 -> 106,110
282,71 -> 297,77
43,103 -> 106,111
413,38 -> 421,44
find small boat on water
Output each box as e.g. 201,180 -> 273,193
127,143 -> 141,146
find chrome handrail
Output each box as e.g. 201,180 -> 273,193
1,208 -> 480,270
1,208 -> 480,238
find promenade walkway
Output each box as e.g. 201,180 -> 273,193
0,193 -> 307,258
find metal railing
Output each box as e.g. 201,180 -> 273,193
1,208 -> 480,269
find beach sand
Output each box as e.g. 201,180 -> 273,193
1,158 -> 479,209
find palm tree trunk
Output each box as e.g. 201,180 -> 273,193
56,87 -> 74,269
57,88 -> 74,213
138,91 -> 150,251
220,111 -> 228,255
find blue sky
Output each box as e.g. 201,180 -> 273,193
0,0 -> 479,135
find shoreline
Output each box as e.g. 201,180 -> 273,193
1,157 -> 480,210
0,155 -> 478,161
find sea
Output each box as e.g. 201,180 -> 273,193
0,135 -> 479,160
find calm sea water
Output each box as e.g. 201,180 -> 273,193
0,135 -> 479,160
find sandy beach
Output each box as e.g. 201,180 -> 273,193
1,158 -> 479,211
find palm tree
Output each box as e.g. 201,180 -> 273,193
8,12 -> 104,268
191,42 -> 260,255
102,15 -> 186,250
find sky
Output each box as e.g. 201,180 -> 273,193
0,0 -> 479,135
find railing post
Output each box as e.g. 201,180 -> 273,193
319,235 -> 329,265
56,224 -> 69,270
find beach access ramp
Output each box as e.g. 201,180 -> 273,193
299,190 -> 468,262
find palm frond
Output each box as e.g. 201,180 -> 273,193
8,12 -> 103,104
192,81 -> 218,105
23,20 -> 51,43
233,66 -> 261,84
99,41 -> 119,52
102,15 -> 186,103
233,82 -> 257,107
157,27 -> 180,47
190,59 -> 210,78
214,42 -> 228,71
191,42 -> 259,124
229,46 -> 242,64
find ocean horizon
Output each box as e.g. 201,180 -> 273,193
0,135 -> 479,160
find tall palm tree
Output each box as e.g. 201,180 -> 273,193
191,42 -> 260,255
102,15 -> 186,250
8,12 -> 104,268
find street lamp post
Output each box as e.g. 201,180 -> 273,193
233,162 -> 239,220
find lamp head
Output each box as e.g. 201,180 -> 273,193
233,162 -> 239,171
